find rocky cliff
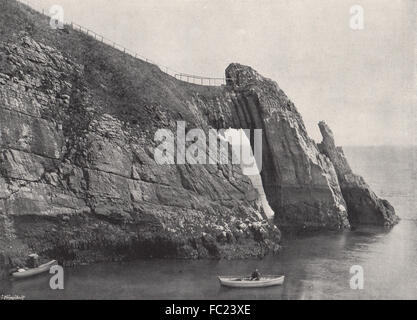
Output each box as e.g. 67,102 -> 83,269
0,0 -> 398,276
0,1 -> 285,274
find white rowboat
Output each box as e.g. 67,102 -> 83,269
12,260 -> 58,279
218,275 -> 285,288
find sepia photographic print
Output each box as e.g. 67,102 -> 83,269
0,0 -> 416,306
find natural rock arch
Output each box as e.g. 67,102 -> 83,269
196,63 -> 349,230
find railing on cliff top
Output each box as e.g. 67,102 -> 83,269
15,0 -> 230,86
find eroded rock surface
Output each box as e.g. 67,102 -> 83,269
0,33 -> 280,274
318,121 -> 399,226
222,64 -> 350,231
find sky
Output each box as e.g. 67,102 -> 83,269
26,0 -> 416,146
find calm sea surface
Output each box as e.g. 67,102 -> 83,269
1,146 -> 416,299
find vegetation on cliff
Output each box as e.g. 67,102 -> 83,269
0,0 -> 280,272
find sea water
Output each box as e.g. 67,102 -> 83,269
1,146 -> 416,300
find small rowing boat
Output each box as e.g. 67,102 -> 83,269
218,275 -> 285,288
12,260 -> 58,279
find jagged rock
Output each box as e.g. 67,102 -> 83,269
223,64 -> 350,230
318,121 -> 399,226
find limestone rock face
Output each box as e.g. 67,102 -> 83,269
318,121 -> 399,226
223,64 -> 350,230
0,33 -> 280,275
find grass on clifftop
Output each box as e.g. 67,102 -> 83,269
0,0 -> 226,131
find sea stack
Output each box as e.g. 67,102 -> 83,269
318,121 -> 399,226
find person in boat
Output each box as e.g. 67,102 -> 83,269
27,254 -> 39,268
250,269 -> 261,281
